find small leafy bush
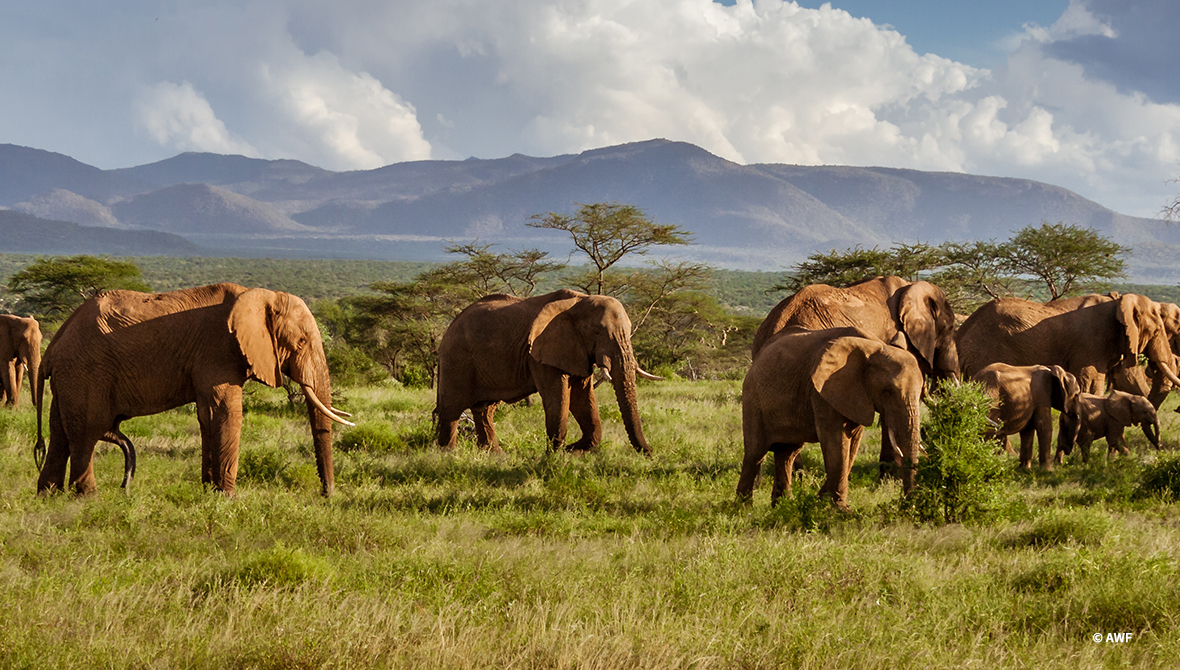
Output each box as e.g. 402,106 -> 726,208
337,421 -> 432,454
325,341 -> 389,387
1136,452 -> 1180,501
906,379 -> 1008,524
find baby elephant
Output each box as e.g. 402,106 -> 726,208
972,363 -> 1081,471
738,326 -> 925,511
1056,390 -> 1160,463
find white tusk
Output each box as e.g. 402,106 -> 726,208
636,367 -> 664,381
329,407 -> 352,418
886,427 -> 903,459
600,367 -> 613,383
302,385 -> 355,426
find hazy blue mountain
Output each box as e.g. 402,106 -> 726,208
2,139 -> 1177,279
0,144 -> 146,205
0,210 -> 200,255
13,189 -> 122,228
111,183 -> 311,234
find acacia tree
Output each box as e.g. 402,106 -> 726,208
527,202 -> 693,295
443,242 -> 565,297
999,221 -> 1126,300
7,255 -> 151,317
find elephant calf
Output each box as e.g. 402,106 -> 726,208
1056,390 -> 1160,463
738,326 -> 925,511
972,363 -> 1081,471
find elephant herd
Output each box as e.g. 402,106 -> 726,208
6,279 -> 1178,507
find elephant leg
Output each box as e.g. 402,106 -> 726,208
196,384 -> 244,494
102,428 -> 137,490
1107,428 -> 1128,456
567,375 -> 602,453
1018,426 -> 1036,470
36,399 -> 71,493
471,402 -> 501,453
877,422 -> 898,481
1,359 -> 15,406
1034,408 -> 1053,470
770,444 -> 803,506
815,407 -> 854,511
1079,437 -> 1092,463
436,405 -> 462,450
535,370 -> 571,451
12,361 -> 23,408
736,410 -> 769,501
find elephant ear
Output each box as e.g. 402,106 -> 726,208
1048,365 -> 1079,415
1116,295 -> 1145,361
898,282 -> 942,368
1107,392 -> 1134,427
528,297 -> 593,378
811,337 -> 878,427
228,288 -> 283,388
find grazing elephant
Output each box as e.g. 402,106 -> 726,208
957,293 -> 1180,396
436,289 -> 659,454
972,363 -> 1081,470
34,283 -> 352,496
738,326 -> 925,510
751,276 -> 959,478
0,314 -> 42,407
1057,391 -> 1160,463
1111,300 -> 1180,409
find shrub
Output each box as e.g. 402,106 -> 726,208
337,421 -> 432,454
906,379 -> 1008,524
325,341 -> 389,387
1136,452 -> 1180,501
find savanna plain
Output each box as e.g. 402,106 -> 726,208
2,375 -> 1180,669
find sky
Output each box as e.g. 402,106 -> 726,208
2,0 -> 1178,218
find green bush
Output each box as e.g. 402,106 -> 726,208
337,421 -> 432,454
398,363 -> 433,388
1136,452 -> 1180,500
906,379 -> 1009,524
325,341 -> 389,387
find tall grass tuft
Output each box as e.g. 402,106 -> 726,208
1136,452 -> 1180,501
906,379 -> 1009,524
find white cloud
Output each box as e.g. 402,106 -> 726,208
259,51 -> 431,170
135,81 -> 258,157
7,0 -> 1180,217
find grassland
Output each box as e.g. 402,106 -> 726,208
1,378 -> 1179,668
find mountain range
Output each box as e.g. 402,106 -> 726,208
2,139 -> 1177,281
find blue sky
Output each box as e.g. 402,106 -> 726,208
1,0 -> 1177,218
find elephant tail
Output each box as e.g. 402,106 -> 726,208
32,359 -> 48,469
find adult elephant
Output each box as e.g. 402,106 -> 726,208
34,283 -> 352,496
738,326 -> 925,510
0,314 -> 42,407
1111,300 -> 1180,409
436,289 -> 659,454
957,293 -> 1180,395
751,276 -> 959,477
973,363 -> 1081,470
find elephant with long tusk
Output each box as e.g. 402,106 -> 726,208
436,289 -> 659,455
34,283 -> 347,497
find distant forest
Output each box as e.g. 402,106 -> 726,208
0,253 -> 1176,317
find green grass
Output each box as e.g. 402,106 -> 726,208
1,380 -> 1179,667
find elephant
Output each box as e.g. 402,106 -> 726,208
436,289 -> 659,454
972,363 -> 1081,470
750,276 -> 959,478
34,283 -> 352,496
0,314 -> 42,407
1110,300 -> 1180,409
737,326 -> 925,510
1057,390 -> 1160,463
957,293 -> 1180,398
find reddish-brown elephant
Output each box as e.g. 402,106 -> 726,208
957,293 -> 1180,395
1057,390 -> 1160,463
739,326 -> 926,510
972,363 -> 1081,471
751,276 -> 959,478
436,289 -> 659,454
0,314 -> 42,407
34,283 -> 351,496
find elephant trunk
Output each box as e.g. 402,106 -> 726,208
1144,334 -> 1180,389
23,341 -> 41,410
887,407 -> 922,494
609,344 -> 652,456
1143,417 -> 1161,450
1057,411 -> 1080,456
300,362 -> 336,497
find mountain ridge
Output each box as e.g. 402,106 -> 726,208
2,139 -> 1176,280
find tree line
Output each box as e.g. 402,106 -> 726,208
4,204 -> 1138,387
